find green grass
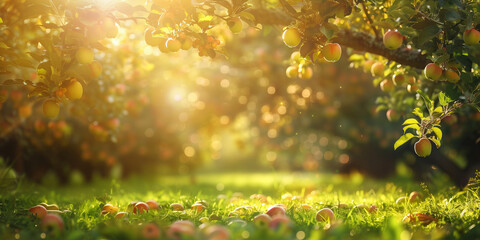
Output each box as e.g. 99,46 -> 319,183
1,172 -> 480,239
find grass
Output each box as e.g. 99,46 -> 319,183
1,171 -> 480,239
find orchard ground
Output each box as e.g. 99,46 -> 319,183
1,171 -> 480,239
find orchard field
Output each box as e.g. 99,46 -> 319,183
1,0 -> 480,239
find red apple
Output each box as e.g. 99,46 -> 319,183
316,208 -> 335,222
383,30 -> 404,50
41,214 -> 64,232
322,43 -> 342,62
414,138 -> 432,157
464,28 -> 480,45
29,205 -> 47,219
133,202 -> 149,214
424,63 -> 442,80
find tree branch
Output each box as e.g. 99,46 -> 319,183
331,30 -> 430,69
249,8 -> 431,69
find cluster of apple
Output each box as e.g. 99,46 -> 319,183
192,35 -> 222,58
144,28 -> 193,53
281,27 -> 342,63
424,63 -> 461,83
28,203 -> 71,233
39,6 -> 119,119
285,51 -> 313,79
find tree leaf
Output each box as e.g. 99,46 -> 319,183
432,127 -> 442,141
417,90 -> 434,114
402,118 -> 419,125
438,91 -> 452,106
429,136 -> 441,148
403,124 -> 420,133
412,108 -> 423,118
394,133 -> 415,150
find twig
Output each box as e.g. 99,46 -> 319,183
360,1 -> 378,38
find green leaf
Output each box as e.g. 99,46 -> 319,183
432,127 -> 442,141
402,118 -> 419,125
417,90 -> 434,114
412,108 -> 423,118
433,106 -> 443,114
429,137 -> 441,148
438,91 -> 452,106
403,124 -> 420,133
394,133 -> 415,150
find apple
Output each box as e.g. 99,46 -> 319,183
43,99 -> 60,119
301,204 -> 313,210
181,37 -> 193,50
299,66 -> 313,79
65,79 -> 83,100
101,204 -> 118,214
266,205 -> 286,217
227,17 -> 242,34
444,68 -> 460,83
286,65 -> 299,78
322,43 -> 342,62
75,47 -> 94,64
144,28 -> 162,46
146,200 -> 159,210
409,191 -> 421,203
18,104 -> 32,119
290,51 -> 301,63
204,225 -> 230,240
407,76 -> 417,84
143,223 -> 161,239
167,220 -> 195,240
166,38 -> 181,52
414,138 -> 432,157
253,213 -> 272,226
386,109 -> 400,122
191,203 -> 205,212
392,74 -> 405,85
41,214 -> 64,232
407,84 -> 418,93
424,63 -> 442,80
402,212 -> 437,226
29,205 -> 47,219
363,60 -> 375,73
383,30 -> 404,50
463,28 -> 480,45
396,196 -> 407,204
170,203 -> 184,211
337,203 -> 348,208
269,215 -> 291,230
380,79 -> 394,92
158,37 -> 170,53
368,204 -> 378,213
34,120 -> 46,133
114,212 -> 127,219
282,28 -> 302,48
133,202 -> 149,214
371,62 -> 385,77
316,208 -> 335,222
89,61 -> 102,79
